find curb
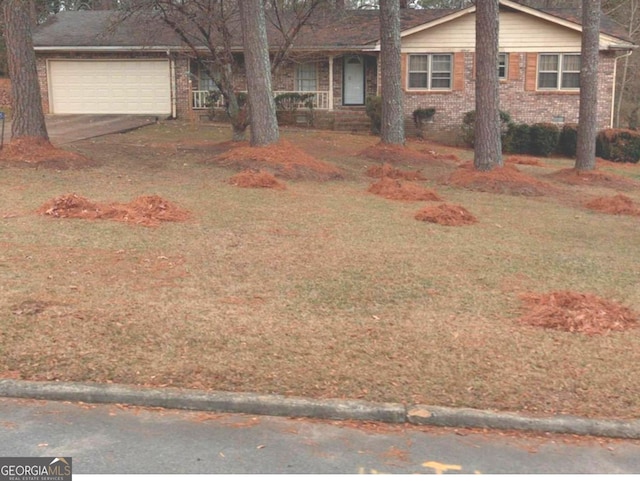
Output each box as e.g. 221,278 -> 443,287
1,380 -> 639,440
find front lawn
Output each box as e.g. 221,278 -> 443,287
1,122 -> 639,419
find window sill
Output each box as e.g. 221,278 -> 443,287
536,89 -> 580,95
404,89 -> 453,94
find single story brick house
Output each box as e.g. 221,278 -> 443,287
32,0 -> 635,139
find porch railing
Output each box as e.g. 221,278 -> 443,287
192,90 -> 330,110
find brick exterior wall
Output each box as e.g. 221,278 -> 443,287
403,51 -> 617,141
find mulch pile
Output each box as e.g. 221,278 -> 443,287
414,203 -> 477,226
368,177 -> 442,202
365,163 -> 426,180
584,194 -> 640,216
519,291 -> 638,335
547,168 -> 639,190
0,137 -> 93,169
210,139 -> 342,181
37,194 -> 191,227
447,162 -> 551,196
227,169 -> 286,190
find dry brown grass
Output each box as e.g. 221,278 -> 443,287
1,122 -> 640,419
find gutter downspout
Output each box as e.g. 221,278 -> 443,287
168,49 -> 177,119
612,49 -> 634,128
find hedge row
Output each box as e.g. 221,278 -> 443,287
463,111 -> 640,163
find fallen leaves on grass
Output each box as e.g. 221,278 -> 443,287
0,137 -> 94,169
505,155 -> 544,167
414,203 -> 477,226
359,142 -> 432,164
584,194 -> 640,216
447,162 -> 551,196
210,139 -> 342,181
519,291 -> 638,335
37,194 -> 191,227
227,169 -> 286,190
365,163 -> 426,181
368,177 -> 442,202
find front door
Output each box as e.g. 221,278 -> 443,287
343,55 -> 365,105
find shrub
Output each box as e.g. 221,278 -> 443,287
412,107 -> 436,127
504,123 -> 531,154
596,129 -> 640,163
365,96 -> 382,134
529,123 -> 560,157
274,92 -> 315,126
461,110 -> 512,147
274,92 -> 315,112
558,124 -> 578,158
413,107 -> 436,138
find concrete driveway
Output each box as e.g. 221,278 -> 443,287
2,114 -> 159,146
47,114 -> 159,145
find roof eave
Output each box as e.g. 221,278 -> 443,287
34,45 -> 180,52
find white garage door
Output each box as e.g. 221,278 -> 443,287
48,60 -> 172,115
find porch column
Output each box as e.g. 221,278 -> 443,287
328,54 -> 334,111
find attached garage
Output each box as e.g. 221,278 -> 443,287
48,60 -> 172,115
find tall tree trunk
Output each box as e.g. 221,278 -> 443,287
379,0 -> 405,145
575,0 -> 600,171
239,0 -> 279,147
474,0 -> 502,171
4,0 -> 49,141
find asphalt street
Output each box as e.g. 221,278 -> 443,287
1,398 -> 639,475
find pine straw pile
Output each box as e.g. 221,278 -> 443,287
227,169 -> 286,190
365,163 -> 426,181
368,177 -> 442,202
584,194 -> 640,216
414,203 -> 477,226
210,139 -> 343,181
519,291 -> 638,335
547,168 -> 640,190
0,137 -> 93,169
37,194 -> 191,227
447,162 -> 551,196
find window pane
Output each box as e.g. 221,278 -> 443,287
296,63 -> 317,91
409,72 -> 428,89
431,54 -> 451,72
539,54 -> 559,71
561,72 -> 580,89
498,53 -> 507,78
563,55 -> 581,72
431,77 -> 451,89
409,55 -> 429,72
538,72 -> 558,89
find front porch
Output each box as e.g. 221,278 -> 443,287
188,53 -> 379,115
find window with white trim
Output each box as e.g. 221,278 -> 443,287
296,62 -> 317,92
498,53 -> 508,79
538,53 -> 581,90
408,54 -> 452,90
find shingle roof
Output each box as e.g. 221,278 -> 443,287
32,5 -> 632,51
538,7 -> 631,43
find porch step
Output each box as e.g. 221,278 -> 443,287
333,109 -> 371,132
